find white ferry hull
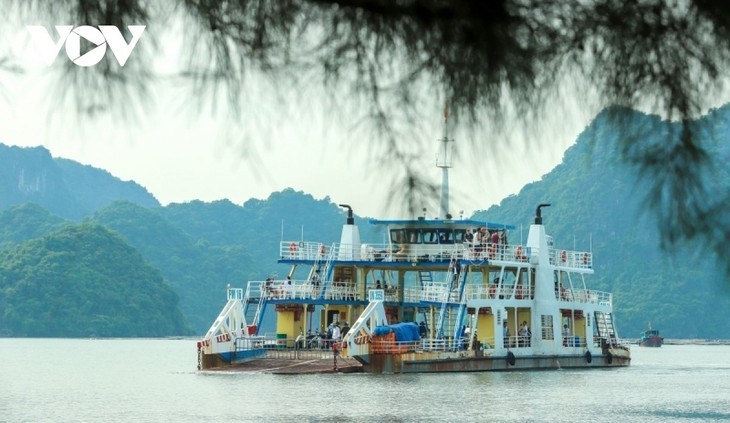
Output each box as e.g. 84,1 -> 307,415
355,348 -> 630,374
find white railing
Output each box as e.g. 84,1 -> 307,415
245,280 -> 610,306
419,282 -> 450,302
324,284 -> 359,301
280,241 -> 533,264
549,248 -> 593,269
558,288 -> 612,306
464,284 -> 533,301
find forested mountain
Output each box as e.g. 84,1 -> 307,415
88,201 -> 259,333
0,203 -> 68,248
0,224 -> 190,337
0,144 -> 159,220
475,106 -> 730,339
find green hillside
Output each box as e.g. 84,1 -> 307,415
475,107 -> 730,339
0,224 -> 190,337
89,201 -> 260,333
0,144 -> 159,220
0,203 -> 68,248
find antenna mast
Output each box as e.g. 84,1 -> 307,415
436,104 -> 454,219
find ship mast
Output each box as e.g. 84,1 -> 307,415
436,104 -> 454,219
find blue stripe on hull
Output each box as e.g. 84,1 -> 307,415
219,349 -> 267,364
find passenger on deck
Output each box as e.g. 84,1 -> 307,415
264,277 -> 274,298
563,324 -> 571,346
376,280 -> 382,289
419,321 -> 427,337
491,230 -> 501,258
520,321 -> 532,347
284,276 -> 292,299
503,320 -> 511,348
332,322 -> 341,343
474,228 -> 486,258
309,271 -> 318,297
462,230 -> 473,259
341,322 -> 350,338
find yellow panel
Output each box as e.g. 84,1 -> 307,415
574,317 -> 586,337
477,314 -> 495,347
276,311 -> 298,339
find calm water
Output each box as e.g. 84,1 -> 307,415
0,339 -> 728,422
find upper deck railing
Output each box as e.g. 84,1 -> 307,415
549,248 -> 592,269
280,240 -> 592,269
245,280 -> 610,306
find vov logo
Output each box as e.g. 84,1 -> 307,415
26,25 -> 146,67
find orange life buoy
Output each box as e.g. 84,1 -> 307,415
560,250 -> 567,263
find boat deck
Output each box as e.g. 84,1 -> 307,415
203,354 -> 363,374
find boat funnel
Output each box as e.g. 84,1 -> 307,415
534,203 -> 551,225
339,204 -> 354,225
338,204 -> 360,259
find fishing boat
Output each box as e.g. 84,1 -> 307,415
639,325 -> 663,347
196,111 -> 631,373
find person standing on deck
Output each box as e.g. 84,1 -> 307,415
503,320 -> 511,348
491,230 -> 501,258
284,276 -> 292,299
520,321 -> 531,347
332,322 -> 341,343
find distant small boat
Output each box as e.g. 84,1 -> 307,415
639,328 -> 663,347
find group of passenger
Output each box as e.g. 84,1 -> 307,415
374,280 -> 398,295
465,227 -> 507,260
503,320 -> 532,348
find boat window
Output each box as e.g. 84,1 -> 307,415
390,229 -> 406,244
406,229 -> 422,244
422,229 -> 439,244
453,229 -> 466,243
438,229 -> 454,244
541,315 -> 554,340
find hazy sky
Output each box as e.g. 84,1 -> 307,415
1,21 -> 598,219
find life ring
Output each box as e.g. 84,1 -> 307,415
489,284 -> 496,299
606,351 -> 613,364
582,253 -> 588,265
585,350 -> 592,363
507,351 -> 516,366
560,250 -> 567,263
289,242 -> 297,254
320,244 -> 326,255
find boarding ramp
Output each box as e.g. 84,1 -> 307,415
342,289 -> 388,357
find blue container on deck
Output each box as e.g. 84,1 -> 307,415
373,322 -> 420,341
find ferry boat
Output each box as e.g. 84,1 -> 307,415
639,325 -> 663,347
196,112 -> 631,373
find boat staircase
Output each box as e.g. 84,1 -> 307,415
595,311 -> 618,346
450,264 -> 469,343
244,281 -> 266,333
435,259 -> 468,343
317,244 -> 337,299
418,271 -> 433,288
